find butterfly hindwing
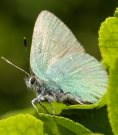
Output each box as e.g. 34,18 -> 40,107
46,53 -> 107,102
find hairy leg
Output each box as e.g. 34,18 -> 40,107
32,96 -> 50,114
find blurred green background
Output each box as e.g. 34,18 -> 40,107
0,0 -> 118,116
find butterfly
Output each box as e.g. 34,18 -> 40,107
24,10 -> 108,113
1,10 -> 108,114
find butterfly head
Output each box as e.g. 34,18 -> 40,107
25,76 -> 43,94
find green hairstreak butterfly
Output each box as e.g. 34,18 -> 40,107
25,10 -> 108,113
2,11 -> 108,114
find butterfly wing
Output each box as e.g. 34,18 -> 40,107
46,53 -> 108,103
30,11 -> 108,103
30,11 -> 84,80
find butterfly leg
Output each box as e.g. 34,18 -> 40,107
38,100 -> 50,114
32,98 -> 39,113
32,97 -> 49,114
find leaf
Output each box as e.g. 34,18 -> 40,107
65,94 -> 107,110
1,105 -> 112,134
106,58 -> 118,135
39,98 -> 106,115
99,8 -> 118,67
0,114 -> 43,135
60,106 -> 112,135
99,7 -> 118,135
38,113 -> 93,135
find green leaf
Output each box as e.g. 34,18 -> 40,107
60,106 -> 112,135
99,7 -> 118,135
106,58 -> 118,135
65,94 -> 107,110
38,113 -> 93,135
1,105 -> 112,134
99,8 -> 118,67
40,102 -> 67,114
36,98 -> 106,115
0,114 -> 43,135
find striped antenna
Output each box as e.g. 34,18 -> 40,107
24,37 -> 27,47
1,56 -> 30,77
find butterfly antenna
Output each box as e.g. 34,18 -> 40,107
24,37 -> 27,47
23,37 -> 33,75
24,37 -> 29,55
1,56 -> 30,77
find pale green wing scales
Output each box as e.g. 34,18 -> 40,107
30,11 -> 85,80
46,53 -> 108,103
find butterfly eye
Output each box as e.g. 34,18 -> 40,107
29,77 -> 36,85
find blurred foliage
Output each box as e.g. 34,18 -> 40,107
0,1 -> 118,135
0,114 -> 44,135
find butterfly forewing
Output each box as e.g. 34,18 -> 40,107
30,11 -> 85,80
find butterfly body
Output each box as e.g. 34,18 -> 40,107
26,10 -> 108,113
26,76 -> 83,106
